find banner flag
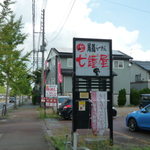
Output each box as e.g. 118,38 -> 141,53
58,61 -> 63,83
91,91 -> 108,135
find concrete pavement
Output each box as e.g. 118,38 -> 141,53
0,101 -> 51,150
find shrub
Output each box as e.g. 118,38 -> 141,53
139,88 -> 150,94
118,89 -> 126,106
130,89 -> 140,105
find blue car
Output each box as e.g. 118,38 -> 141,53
126,104 -> 150,132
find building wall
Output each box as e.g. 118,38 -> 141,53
113,60 -> 131,105
130,63 -> 150,90
46,49 -> 132,106
61,57 -> 73,69
131,82 -> 148,90
46,56 -> 57,85
63,76 -> 72,96
130,63 -> 149,82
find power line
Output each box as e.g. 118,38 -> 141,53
49,0 -> 76,43
105,0 -> 150,14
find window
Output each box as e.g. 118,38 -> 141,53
67,58 -> 73,67
135,74 -> 141,82
113,60 -> 124,69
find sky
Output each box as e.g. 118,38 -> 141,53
11,0 -> 150,61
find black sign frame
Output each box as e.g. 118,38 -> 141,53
72,37 -> 113,144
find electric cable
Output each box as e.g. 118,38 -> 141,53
105,0 -> 150,14
49,0 -> 76,43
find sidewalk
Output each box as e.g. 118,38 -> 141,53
0,101 -> 51,150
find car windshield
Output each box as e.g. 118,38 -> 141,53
142,96 -> 150,100
58,98 -> 68,103
145,105 -> 150,112
62,99 -> 72,105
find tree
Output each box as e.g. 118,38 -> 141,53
118,89 -> 126,106
0,0 -> 31,111
31,69 -> 42,105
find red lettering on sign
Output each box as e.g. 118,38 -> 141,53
88,55 -> 98,68
76,54 -> 109,68
100,55 -> 109,67
76,54 -> 86,67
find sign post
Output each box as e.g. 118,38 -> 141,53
72,38 -> 113,148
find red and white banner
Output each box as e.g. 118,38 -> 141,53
57,61 -> 63,83
45,98 -> 57,107
41,97 -> 57,107
91,91 -> 108,135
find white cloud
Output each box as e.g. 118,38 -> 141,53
13,0 -> 150,61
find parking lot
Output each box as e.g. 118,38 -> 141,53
114,107 -> 150,145
45,106 -> 150,148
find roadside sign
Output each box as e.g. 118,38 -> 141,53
74,39 -> 111,77
41,97 -> 45,103
78,101 -> 86,111
45,98 -> 57,107
72,38 -> 113,147
46,85 -> 57,97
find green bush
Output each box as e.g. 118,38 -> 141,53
130,89 -> 140,105
139,88 -> 150,94
118,89 -> 126,106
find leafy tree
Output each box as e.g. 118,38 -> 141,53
0,0 -> 31,110
31,69 -> 41,105
0,86 -> 6,94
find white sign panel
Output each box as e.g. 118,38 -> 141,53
46,85 -> 57,97
74,40 -> 111,76
91,91 -> 108,135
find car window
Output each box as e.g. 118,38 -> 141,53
62,99 -> 72,105
141,95 -> 150,101
58,98 -> 67,103
145,105 -> 150,113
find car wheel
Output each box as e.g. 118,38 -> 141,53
128,118 -> 138,132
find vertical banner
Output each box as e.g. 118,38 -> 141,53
57,61 -> 63,83
91,91 -> 108,135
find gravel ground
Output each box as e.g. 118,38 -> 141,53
116,106 -> 139,116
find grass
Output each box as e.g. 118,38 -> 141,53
37,107 -> 61,119
46,134 -> 150,150
46,135 -> 68,150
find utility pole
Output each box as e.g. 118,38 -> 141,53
41,9 -> 46,115
32,0 -> 36,71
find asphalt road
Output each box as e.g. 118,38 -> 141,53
113,115 -> 150,145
